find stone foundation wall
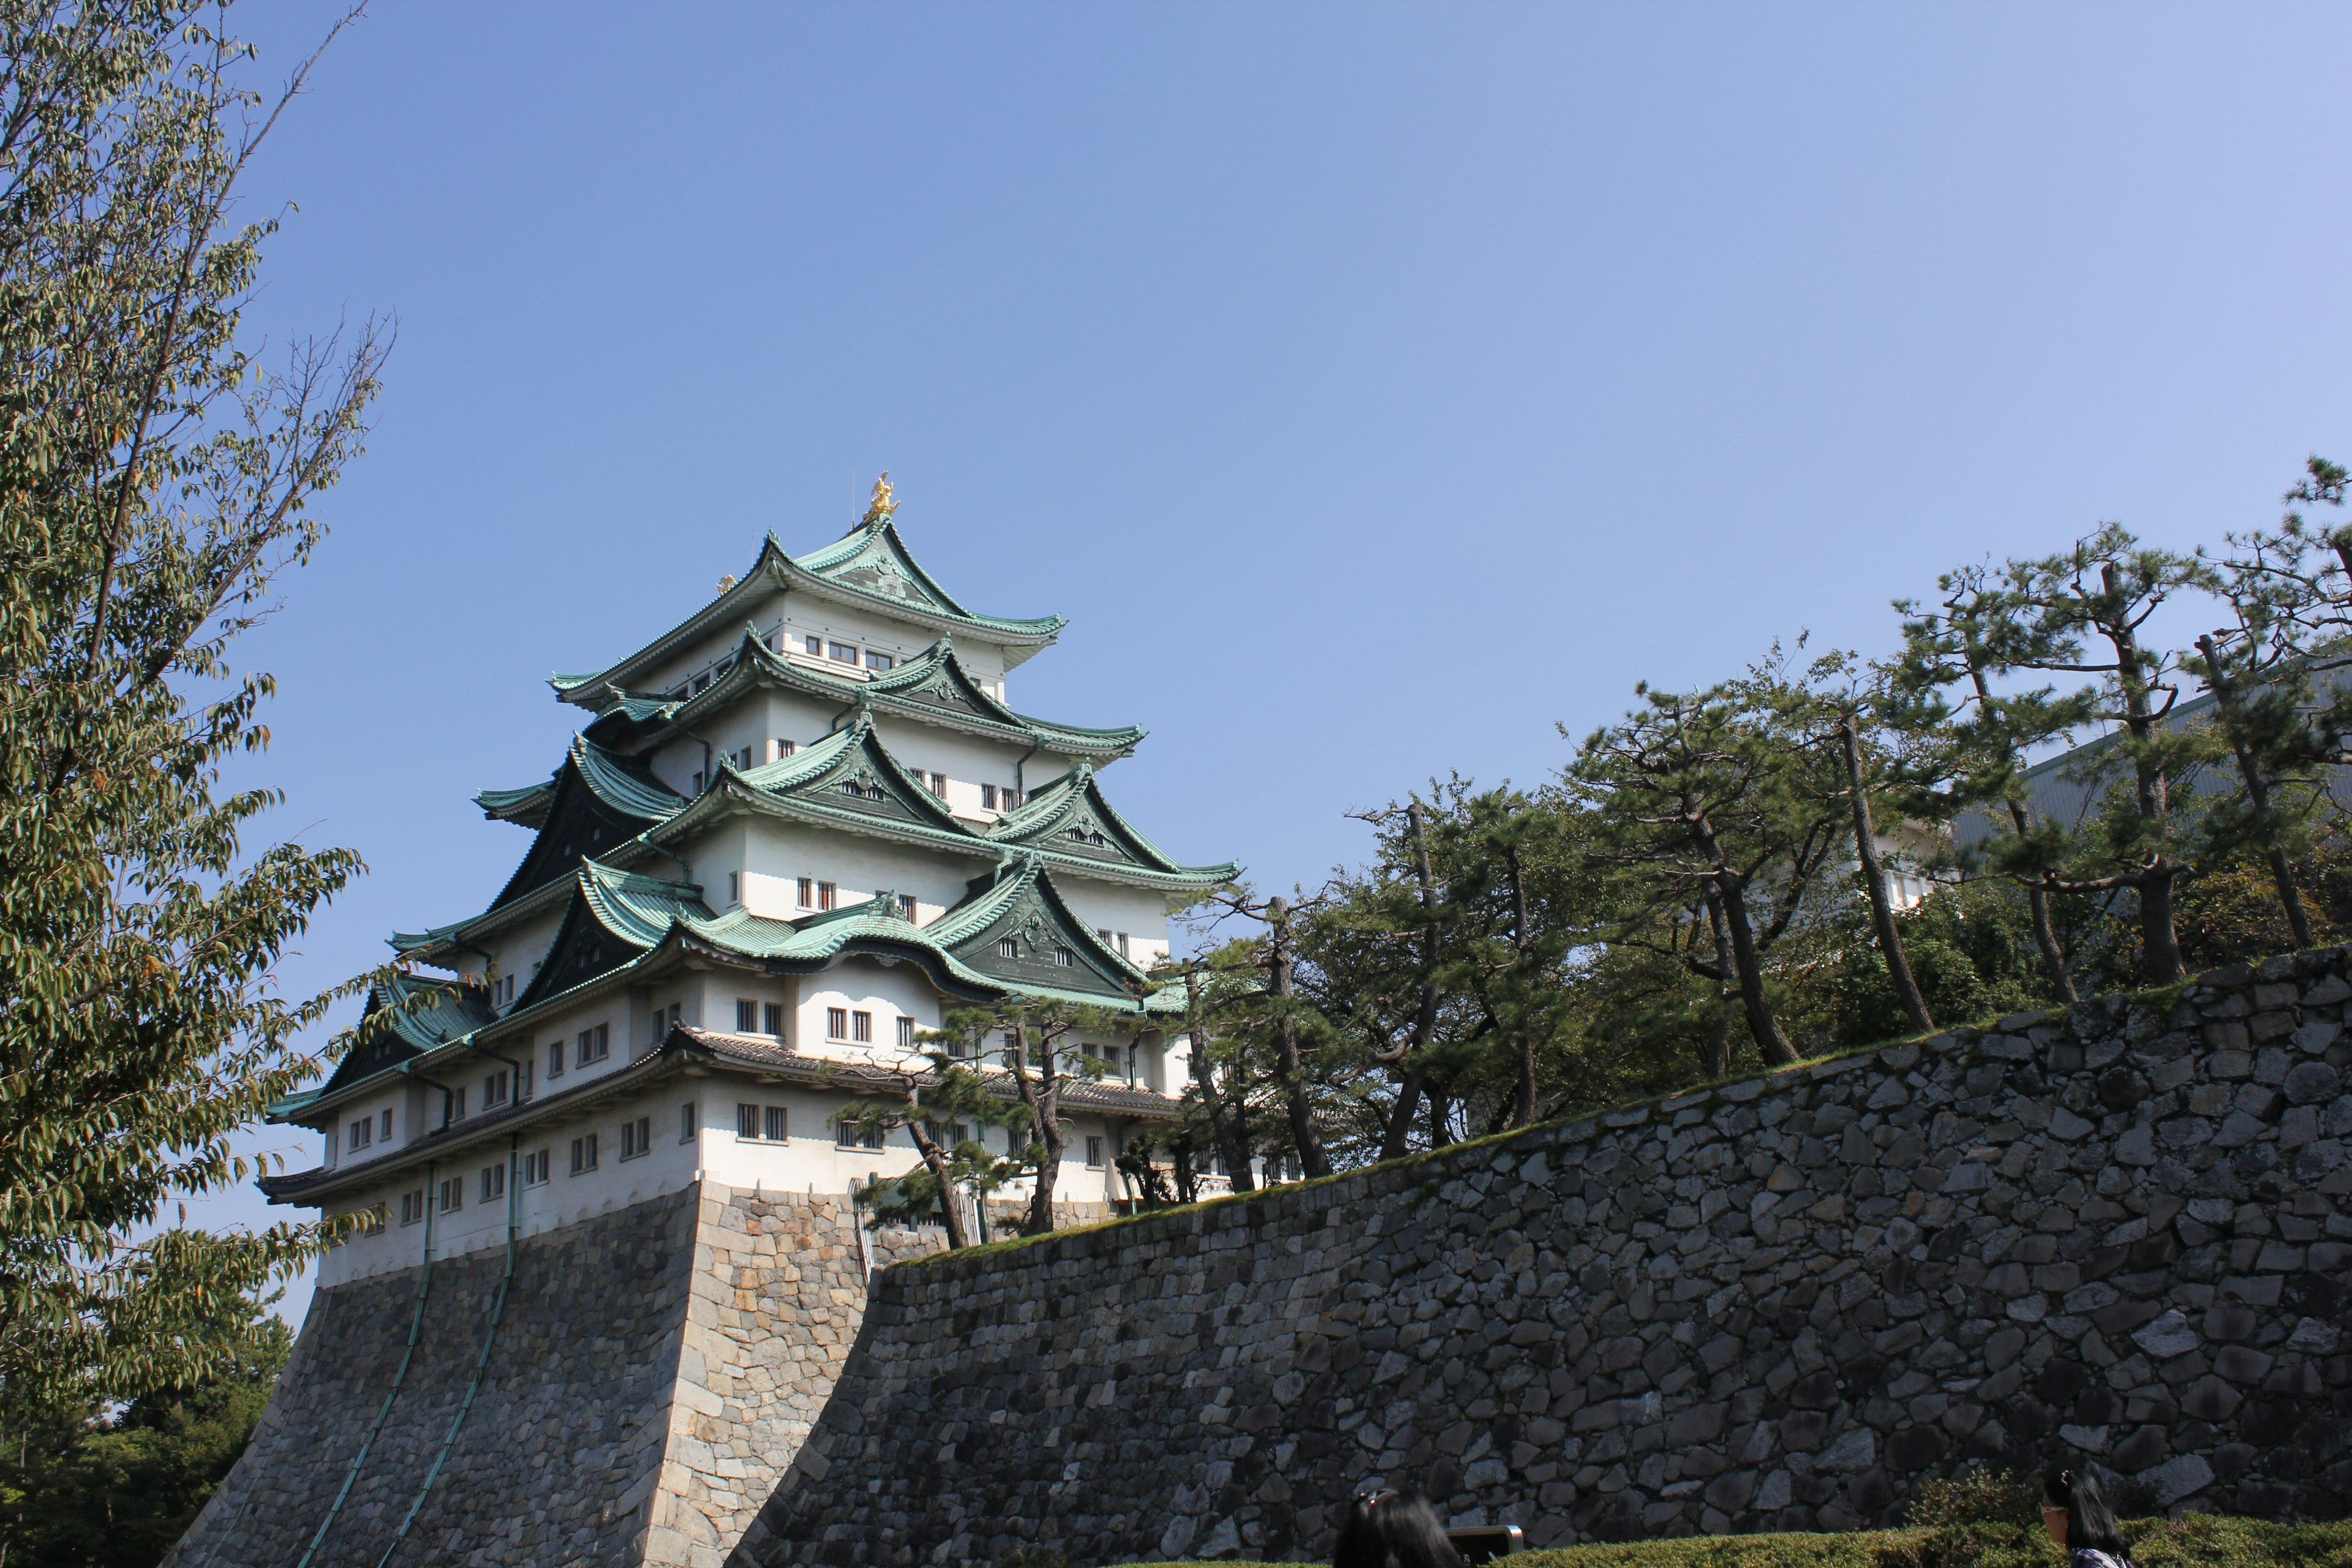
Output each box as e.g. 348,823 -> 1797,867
165,1186 -> 704,1568
165,1183 -> 944,1568
732,950 -> 2352,1567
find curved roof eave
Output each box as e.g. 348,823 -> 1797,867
553,528 -> 1065,708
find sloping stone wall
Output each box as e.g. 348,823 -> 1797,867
164,1184 -> 941,1568
731,950 -> 2352,1568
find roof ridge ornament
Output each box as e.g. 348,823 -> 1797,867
862,472 -> 897,526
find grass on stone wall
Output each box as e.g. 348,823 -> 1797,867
1106,1514 -> 2352,1568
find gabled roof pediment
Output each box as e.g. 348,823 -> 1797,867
513,861 -> 711,1010
648,706 -> 980,847
585,627 -> 1144,761
321,973 -> 496,1096
554,519 -> 1064,709
987,763 -> 1241,884
927,856 -> 1152,1003
486,737 -> 687,911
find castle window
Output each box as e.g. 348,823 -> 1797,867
576,1023 -> 609,1067
483,1070 -> 509,1110
401,1189 -> 425,1226
797,876 -> 813,908
522,1149 -> 550,1186
763,1001 -> 785,1036
737,1102 -> 760,1140
802,633 -> 822,655
728,872 -> 740,905
691,770 -> 704,793
826,1007 -> 848,1040
349,1116 -> 373,1151
736,998 -> 758,1033
693,671 -> 712,694
897,1016 -> 915,1050
927,772 -> 946,797
479,1162 -> 505,1204
570,1133 -> 599,1174
897,894 -> 918,920
837,1117 -> 884,1150
764,1106 -> 788,1141
865,650 -> 894,671
437,1176 -> 464,1213
450,1087 -> 467,1120
828,641 -> 858,665
1052,947 -> 1075,968
981,784 -> 998,810
1117,932 -> 1131,958
735,745 -> 754,769
852,1011 -> 873,1043
777,738 -> 798,760
546,1038 -> 564,1080
620,1115 -> 652,1161
381,1109 -> 393,1142
818,881 -> 837,911
1085,1137 -> 1104,1169
680,1102 -> 698,1142
358,1205 -> 386,1237
997,938 -> 1019,959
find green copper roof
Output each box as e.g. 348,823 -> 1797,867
513,861 -> 712,1010
580,625 -> 1143,760
986,761 -> 1242,883
790,517 -> 1065,638
552,521 -> 1064,707
482,737 -> 687,912
639,706 -> 1232,893
314,972 -> 498,1098
509,853 -> 1175,1029
475,779 -> 556,828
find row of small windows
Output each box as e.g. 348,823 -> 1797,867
995,935 -> 1077,967
544,1022 -> 609,1082
800,632 -> 895,673
386,1105 -> 703,1226
796,879 -> 919,921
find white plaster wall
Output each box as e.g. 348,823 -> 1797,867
312,1066 -> 1142,1286
730,818 -> 993,924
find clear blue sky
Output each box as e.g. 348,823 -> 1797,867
211,1 -> 2352,1322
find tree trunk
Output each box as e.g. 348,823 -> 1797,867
1687,797 -> 1798,1065
2198,633 -> 2315,950
1378,801 -> 1444,1161
1427,1087 -> 1453,1149
1005,1020 -> 1063,1235
1265,899 -> 1332,1178
2104,565 -> 2187,984
903,1114 -> 971,1250
1700,890 -> 1736,1079
1502,840 -> 1539,1128
1377,1066 -> 1425,1163
1842,712 -> 1934,1032
1186,968 -> 1254,1192
1965,647 -> 2080,1003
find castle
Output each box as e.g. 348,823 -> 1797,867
165,483 -> 1237,1567
271,477 -> 1237,1283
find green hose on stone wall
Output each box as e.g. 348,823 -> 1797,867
374,1135 -> 521,1567
290,1160 -> 439,1568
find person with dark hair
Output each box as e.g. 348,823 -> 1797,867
1334,1488 -> 1466,1568
2043,1467 -> 2134,1568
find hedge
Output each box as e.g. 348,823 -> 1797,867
1110,1513 -> 2352,1568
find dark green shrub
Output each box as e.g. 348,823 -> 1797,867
1907,1469 -> 2044,1530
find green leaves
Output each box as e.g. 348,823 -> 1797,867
0,2 -> 383,1417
